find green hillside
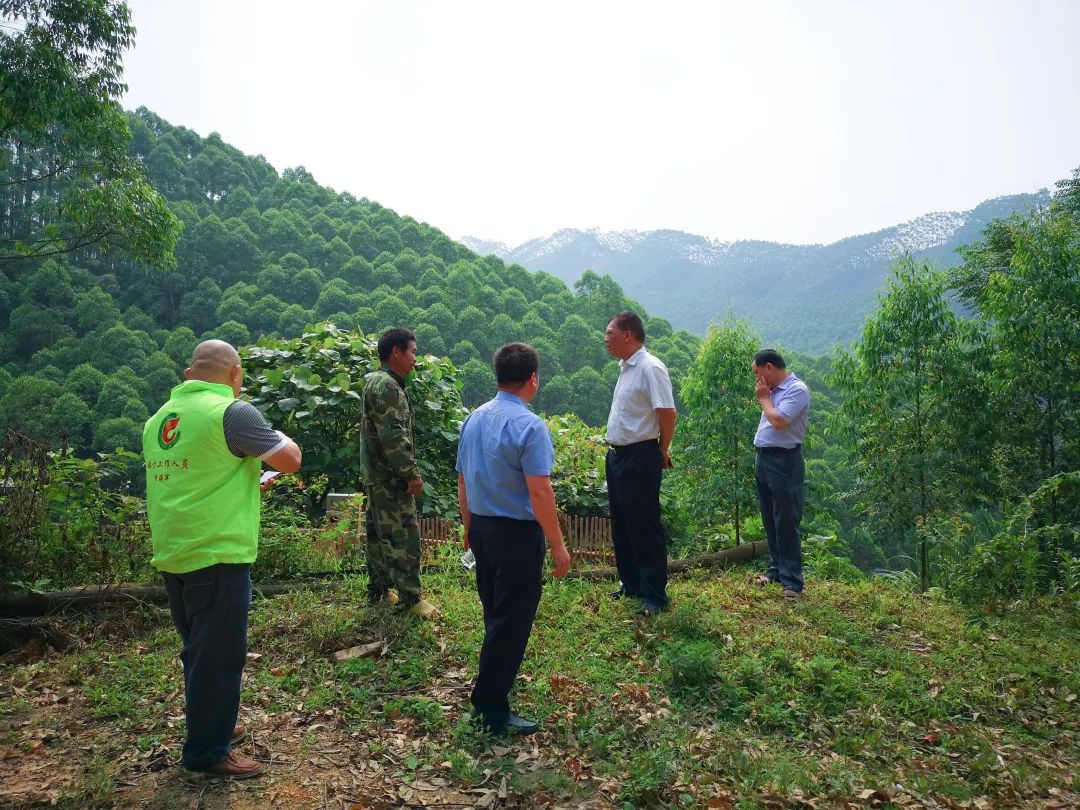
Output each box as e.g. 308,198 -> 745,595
0,109 -> 700,459
1,565 -> 1077,808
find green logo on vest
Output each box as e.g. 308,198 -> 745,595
158,412 -> 182,450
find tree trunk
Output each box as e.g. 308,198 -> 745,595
568,540 -> 768,581
0,542 -> 770,615
733,435 -> 742,546
0,580 -> 341,618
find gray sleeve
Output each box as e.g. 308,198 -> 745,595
223,401 -> 288,459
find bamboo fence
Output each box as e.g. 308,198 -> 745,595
344,507 -> 615,567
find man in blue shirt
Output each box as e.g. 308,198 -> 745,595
456,343 -> 572,735
751,348 -> 811,598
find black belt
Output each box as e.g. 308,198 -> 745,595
755,444 -> 802,454
471,513 -> 540,528
607,438 -> 658,454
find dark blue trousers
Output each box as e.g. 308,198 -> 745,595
606,441 -> 670,608
469,514 -> 545,729
162,563 -> 251,770
755,448 -> 805,592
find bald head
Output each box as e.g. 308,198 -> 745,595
186,340 -> 243,394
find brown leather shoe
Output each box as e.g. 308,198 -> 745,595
231,725 -> 246,745
203,751 -> 262,779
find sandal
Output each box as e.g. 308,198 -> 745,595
754,574 -> 773,587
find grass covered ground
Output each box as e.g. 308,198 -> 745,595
1,550 -> 1077,809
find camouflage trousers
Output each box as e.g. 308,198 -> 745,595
364,481 -> 422,605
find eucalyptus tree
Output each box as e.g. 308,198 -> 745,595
952,199 -> 1079,581
0,0 -> 179,267
953,204 -> 1079,504
835,256 -> 986,589
675,318 -> 762,545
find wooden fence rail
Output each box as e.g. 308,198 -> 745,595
416,514 -> 615,566
339,506 -> 616,566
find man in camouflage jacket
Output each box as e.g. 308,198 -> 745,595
360,327 -> 436,617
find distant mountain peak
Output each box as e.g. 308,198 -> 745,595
460,189 -> 1048,353
867,210 -> 968,260
460,235 -> 511,256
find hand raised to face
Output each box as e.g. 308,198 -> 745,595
754,376 -> 771,400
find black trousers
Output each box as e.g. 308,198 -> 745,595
469,514 -> 545,726
606,440 -> 670,607
755,448 -> 805,592
162,563 -> 250,770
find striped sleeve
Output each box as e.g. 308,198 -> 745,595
223,401 -> 288,459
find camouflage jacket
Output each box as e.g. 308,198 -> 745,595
360,367 -> 418,484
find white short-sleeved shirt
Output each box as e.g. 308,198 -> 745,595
605,348 -> 675,445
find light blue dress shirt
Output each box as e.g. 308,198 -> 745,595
753,373 -> 810,449
456,391 -> 555,521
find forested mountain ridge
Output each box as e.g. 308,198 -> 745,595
0,108 -> 700,457
461,190 -> 1050,353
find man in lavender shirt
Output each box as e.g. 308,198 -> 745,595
751,349 -> 810,598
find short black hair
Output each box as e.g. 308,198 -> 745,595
610,311 -> 645,342
753,348 -> 786,369
494,342 -> 539,386
378,327 -> 416,362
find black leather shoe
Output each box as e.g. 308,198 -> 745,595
471,711 -> 539,736
610,587 -> 627,599
505,712 -> 539,735
636,601 -> 665,617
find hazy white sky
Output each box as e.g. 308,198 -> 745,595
121,0 -> 1080,247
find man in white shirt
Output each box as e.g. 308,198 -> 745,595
603,311 -> 677,616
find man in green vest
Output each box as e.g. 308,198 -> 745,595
143,340 -> 301,779
360,327 -> 436,618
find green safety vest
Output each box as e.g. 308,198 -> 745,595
143,380 -> 261,574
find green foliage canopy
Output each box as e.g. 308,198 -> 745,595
0,0 -> 181,267
242,322 -> 466,516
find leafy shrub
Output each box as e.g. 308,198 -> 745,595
243,323 -> 467,518
943,473 -> 1079,607
546,414 -> 608,516
951,531 -> 1047,606
261,472 -> 331,525
1,431 -> 152,592
804,534 -> 864,583
252,525 -> 335,580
